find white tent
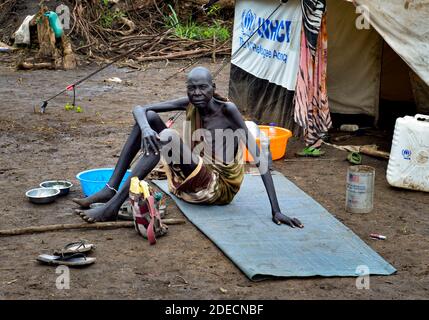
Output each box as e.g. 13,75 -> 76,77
328,0 -> 429,118
229,0 -> 429,129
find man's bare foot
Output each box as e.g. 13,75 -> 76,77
75,205 -> 118,223
72,186 -> 116,208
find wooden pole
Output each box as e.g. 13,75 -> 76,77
212,33 -> 216,64
0,219 -> 186,237
360,146 -> 390,160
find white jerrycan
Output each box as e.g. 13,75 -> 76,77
386,114 -> 429,192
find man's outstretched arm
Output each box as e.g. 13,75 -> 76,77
225,103 -> 304,228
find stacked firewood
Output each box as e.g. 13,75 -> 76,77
68,0 -> 232,64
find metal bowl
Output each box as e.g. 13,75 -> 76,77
40,180 -> 73,196
26,188 -> 60,204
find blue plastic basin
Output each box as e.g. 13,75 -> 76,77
76,168 -> 132,197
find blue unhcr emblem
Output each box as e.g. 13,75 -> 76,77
240,8 -> 292,44
241,9 -> 256,36
402,149 -> 412,160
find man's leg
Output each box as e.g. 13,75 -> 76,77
76,151 -> 160,222
72,111 -> 166,208
76,114 -> 199,222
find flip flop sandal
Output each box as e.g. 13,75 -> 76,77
37,253 -> 96,267
118,209 -> 133,221
296,146 -> 326,157
53,240 -> 95,256
347,152 -> 362,165
118,201 -> 133,221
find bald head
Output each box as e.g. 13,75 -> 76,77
187,67 -> 213,85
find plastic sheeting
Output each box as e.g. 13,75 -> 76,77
14,15 -> 34,45
231,0 -> 302,90
153,172 -> 396,280
327,0 -> 383,116
355,0 -> 429,86
410,71 -> 429,114
229,0 -> 429,125
380,41 -> 415,102
229,64 -> 298,131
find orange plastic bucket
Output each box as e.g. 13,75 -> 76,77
243,125 -> 292,162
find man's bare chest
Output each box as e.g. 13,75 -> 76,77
201,111 -> 236,132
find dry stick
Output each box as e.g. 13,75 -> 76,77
114,36 -> 157,47
360,146 -> 390,160
20,62 -> 56,70
137,48 -> 218,62
164,59 -> 198,82
284,158 -> 341,162
147,30 -> 172,52
152,0 -> 164,17
0,219 -> 186,237
212,33 -> 217,63
0,0 -> 15,10
113,35 -> 153,43
156,39 -> 212,54
75,41 -> 96,52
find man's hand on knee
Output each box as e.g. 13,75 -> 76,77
141,126 -> 161,155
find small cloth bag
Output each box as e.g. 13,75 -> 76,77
129,177 -> 168,245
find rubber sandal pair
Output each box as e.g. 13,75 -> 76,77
296,146 -> 326,157
37,253 -> 96,267
347,152 -> 362,165
129,178 -> 168,245
131,193 -> 168,245
37,240 -> 96,267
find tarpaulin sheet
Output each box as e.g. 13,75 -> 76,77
228,64 -> 298,131
153,172 -> 396,280
355,0 -> 429,86
231,0 -> 302,90
229,0 -> 429,123
327,0 -> 383,117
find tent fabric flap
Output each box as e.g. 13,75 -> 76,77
355,0 -> 429,86
327,0 -> 382,116
231,0 -> 302,91
229,64 -> 297,130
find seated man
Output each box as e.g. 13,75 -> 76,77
74,67 -> 303,228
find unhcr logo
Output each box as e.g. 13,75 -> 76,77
240,9 -> 292,44
241,9 -> 257,37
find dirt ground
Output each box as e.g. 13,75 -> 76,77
0,56 -> 428,300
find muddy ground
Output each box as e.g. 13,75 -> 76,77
0,56 -> 428,300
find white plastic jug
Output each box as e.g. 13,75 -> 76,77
386,114 -> 429,192
245,121 -> 260,139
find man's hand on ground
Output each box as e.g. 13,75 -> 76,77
141,127 -> 161,155
272,212 -> 304,228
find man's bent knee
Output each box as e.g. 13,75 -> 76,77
147,110 -> 165,130
146,110 -> 158,120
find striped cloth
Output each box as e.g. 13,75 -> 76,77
301,0 -> 327,57
293,9 -> 331,147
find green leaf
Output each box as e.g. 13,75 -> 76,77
64,103 -> 75,111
